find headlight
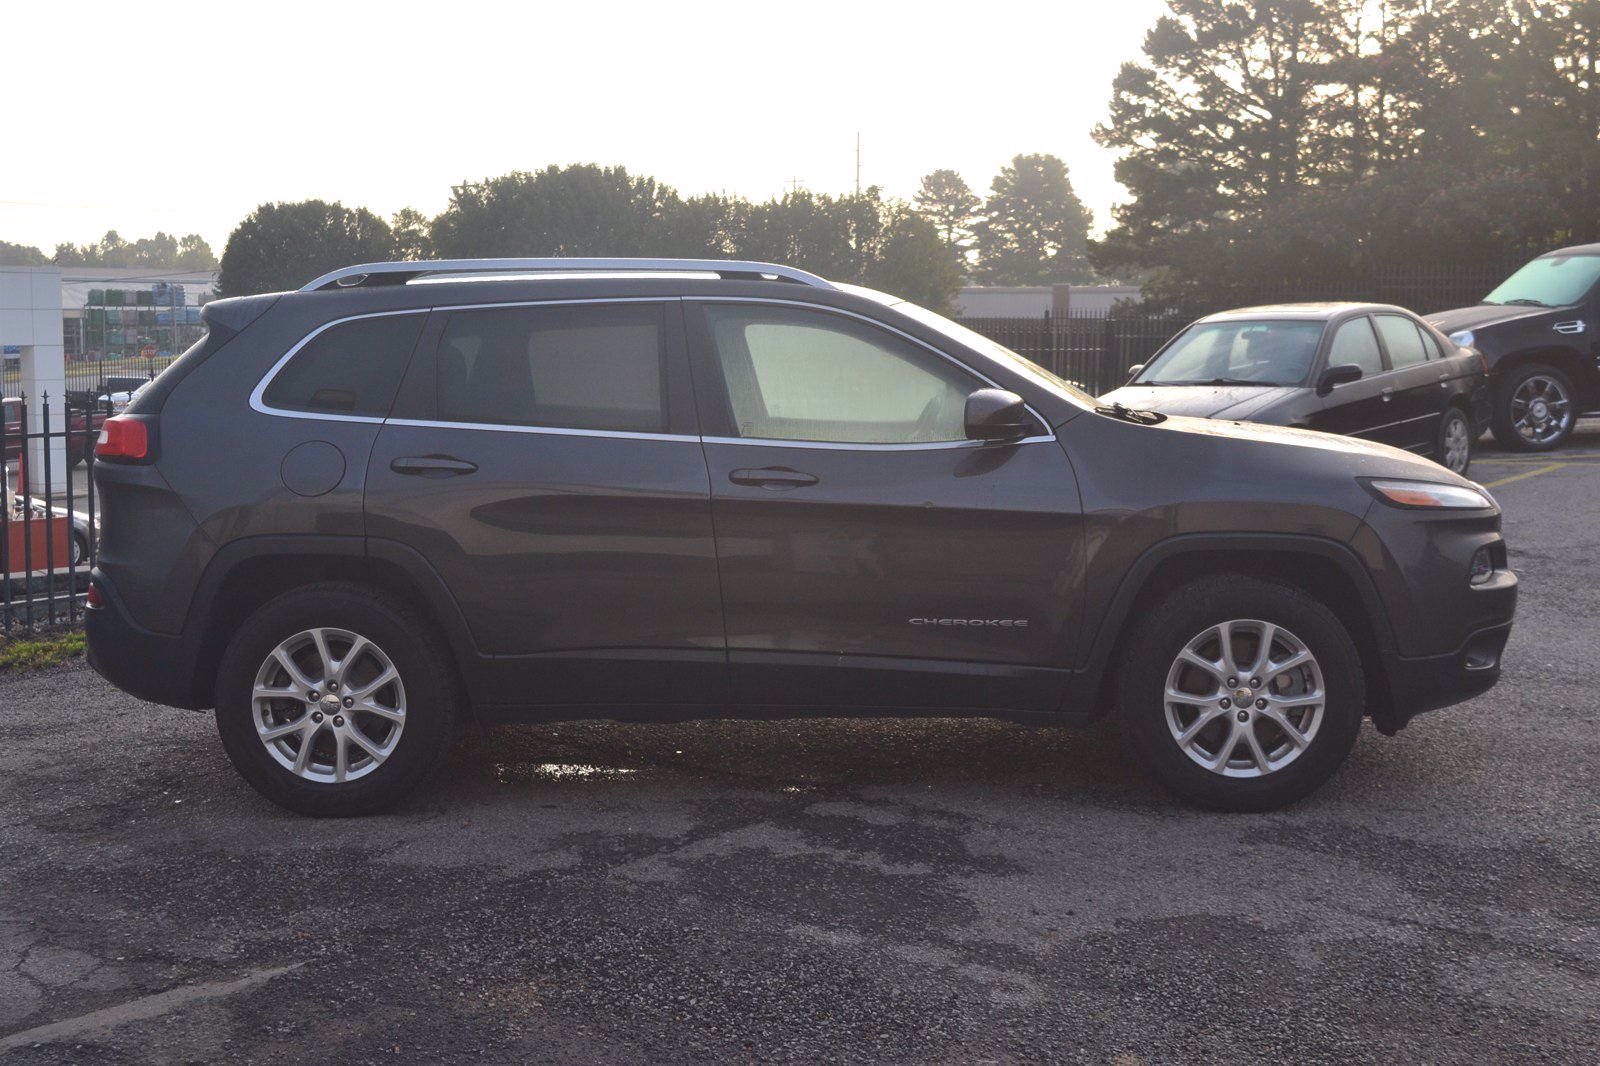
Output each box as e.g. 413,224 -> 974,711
1448,329 -> 1475,348
1362,478 -> 1495,510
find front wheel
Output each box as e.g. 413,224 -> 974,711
1435,405 -> 1473,475
214,583 -> 460,816
1491,364 -> 1576,451
1119,576 -> 1365,812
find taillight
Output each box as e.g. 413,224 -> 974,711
86,581 -> 106,609
95,417 -> 149,461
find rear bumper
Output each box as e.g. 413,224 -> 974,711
84,569 -> 205,710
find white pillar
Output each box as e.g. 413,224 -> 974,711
0,267 -> 66,494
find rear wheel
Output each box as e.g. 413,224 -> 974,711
214,583 -> 459,816
1435,405 -> 1473,475
1491,364 -> 1576,451
1119,576 -> 1365,812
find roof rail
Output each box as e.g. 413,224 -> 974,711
299,258 -> 836,292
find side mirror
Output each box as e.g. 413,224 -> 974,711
1126,363 -> 1145,381
964,388 -> 1031,442
1317,363 -> 1363,396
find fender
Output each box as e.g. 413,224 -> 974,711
179,533 -> 483,709
1068,532 -> 1394,711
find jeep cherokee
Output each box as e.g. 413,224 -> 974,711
85,258 -> 1519,814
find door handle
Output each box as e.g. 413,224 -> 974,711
1381,387 -> 1394,402
391,455 -> 478,478
729,467 -> 819,489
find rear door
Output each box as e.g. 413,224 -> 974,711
685,299 -> 1084,713
364,298 -> 726,710
1372,313 -> 1446,453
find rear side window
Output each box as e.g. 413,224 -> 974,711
436,303 -> 665,432
264,314 -> 425,417
1327,317 -> 1385,375
1375,315 -> 1429,368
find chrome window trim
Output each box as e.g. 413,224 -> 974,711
384,417 -> 698,443
683,295 -> 1057,446
699,434 -> 1054,451
251,294 -> 1060,449
248,308 -> 430,425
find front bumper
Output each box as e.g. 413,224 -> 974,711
1369,569 -> 1517,734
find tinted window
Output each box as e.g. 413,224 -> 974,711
1485,254 -> 1600,307
703,304 -> 978,443
438,303 -> 665,432
1375,315 -> 1428,368
1139,320 -> 1323,386
1326,317 -> 1384,375
264,314 -> 425,416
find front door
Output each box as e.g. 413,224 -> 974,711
364,299 -> 725,709
685,300 -> 1084,713
1307,314 -> 1402,445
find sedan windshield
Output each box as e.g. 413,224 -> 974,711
1137,320 -> 1324,386
1485,254 -> 1600,308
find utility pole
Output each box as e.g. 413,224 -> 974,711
786,176 -> 806,194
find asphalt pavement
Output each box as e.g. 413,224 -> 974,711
2,423 -> 1597,1063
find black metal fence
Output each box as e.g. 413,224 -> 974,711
1,393 -> 104,630
961,313 -> 1190,395
1,356 -> 171,402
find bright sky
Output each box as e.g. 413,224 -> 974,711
3,0 -> 1170,255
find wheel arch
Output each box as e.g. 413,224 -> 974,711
1492,345 -> 1595,405
1078,535 -> 1394,722
185,536 -> 478,713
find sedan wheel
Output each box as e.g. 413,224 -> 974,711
1164,619 -> 1325,778
1438,408 -> 1472,475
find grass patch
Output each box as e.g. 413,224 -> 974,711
0,630 -> 87,672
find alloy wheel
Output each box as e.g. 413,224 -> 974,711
1510,375 -> 1573,445
1164,619 -> 1326,778
252,628 -> 406,783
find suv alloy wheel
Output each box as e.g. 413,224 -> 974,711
1120,575 -> 1365,811
214,583 -> 459,815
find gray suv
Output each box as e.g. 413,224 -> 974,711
85,259 -> 1518,815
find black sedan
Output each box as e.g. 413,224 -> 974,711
1101,303 -> 1488,475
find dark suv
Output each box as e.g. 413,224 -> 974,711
1430,243 -> 1600,451
85,259 -> 1518,815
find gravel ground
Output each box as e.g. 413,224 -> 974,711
2,424 -> 1598,1063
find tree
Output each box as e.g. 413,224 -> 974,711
913,169 -> 981,267
429,164 -> 682,259
390,208 -> 433,261
175,234 -> 218,271
973,154 -> 1095,284
218,201 -> 395,297
0,240 -> 47,266
866,209 -> 964,313
1093,0 -> 1600,312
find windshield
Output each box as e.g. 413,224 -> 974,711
1137,320 -> 1324,386
882,297 -> 1098,408
1485,254 -> 1600,308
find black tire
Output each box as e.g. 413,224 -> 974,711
1118,575 -> 1365,812
1490,363 -> 1577,452
70,532 -> 88,568
1434,405 -> 1474,476
214,582 -> 460,816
